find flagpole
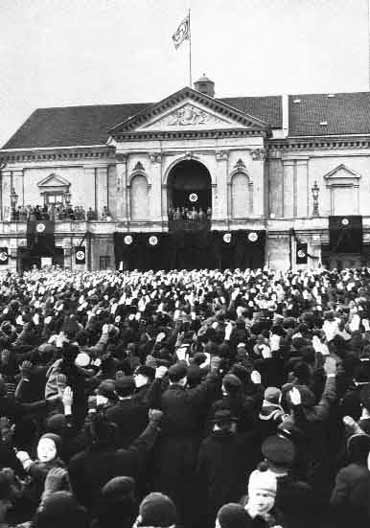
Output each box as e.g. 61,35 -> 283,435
188,8 -> 192,87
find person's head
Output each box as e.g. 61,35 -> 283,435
222,374 -> 242,397
347,434 -> 370,465
247,468 -> 277,517
115,376 -> 135,398
61,342 -> 79,365
33,491 -> 89,528
135,492 -> 177,527
168,363 -> 187,387
215,503 -> 251,528
261,435 -> 295,473
133,365 -> 155,389
263,387 -> 282,405
212,409 -> 238,434
37,433 -> 62,463
98,476 -> 137,528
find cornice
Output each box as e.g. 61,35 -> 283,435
0,146 -> 116,165
267,136 -> 370,153
112,128 -> 267,142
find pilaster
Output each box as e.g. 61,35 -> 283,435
148,153 -> 163,221
214,150 -> 228,220
282,160 -> 295,217
115,154 -> 128,220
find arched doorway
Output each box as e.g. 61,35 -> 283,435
167,160 -> 212,223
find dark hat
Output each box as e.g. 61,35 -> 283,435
262,435 -> 295,467
168,362 -> 188,382
134,365 -> 155,381
230,363 -> 251,382
139,492 -> 177,527
217,503 -> 251,528
115,376 -> 135,397
192,352 -> 207,366
97,379 -> 116,399
102,476 -> 135,501
223,373 -> 242,393
34,491 -> 89,528
46,414 -> 67,435
212,409 -> 238,424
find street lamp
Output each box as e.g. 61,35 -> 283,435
65,190 -> 71,205
10,187 -> 18,220
311,181 -> 320,217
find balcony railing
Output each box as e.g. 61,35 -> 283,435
168,217 -> 211,232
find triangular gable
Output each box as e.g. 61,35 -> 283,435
37,173 -> 70,188
110,87 -> 269,135
324,164 -> 361,185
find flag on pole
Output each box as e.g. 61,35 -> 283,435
172,13 -> 190,49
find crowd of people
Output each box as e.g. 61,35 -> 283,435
0,265 -> 369,527
168,206 -> 212,223
11,205 -> 112,222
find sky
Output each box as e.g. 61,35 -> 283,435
0,0 -> 369,146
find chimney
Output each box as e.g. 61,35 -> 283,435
194,74 -> 215,97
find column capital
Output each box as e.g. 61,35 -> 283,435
116,153 -> 128,164
250,148 -> 266,161
149,152 -> 162,163
215,150 -> 229,161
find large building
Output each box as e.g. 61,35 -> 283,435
0,76 -> 369,272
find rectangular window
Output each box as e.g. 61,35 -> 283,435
99,256 -> 111,270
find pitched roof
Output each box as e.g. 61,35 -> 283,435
289,92 -> 370,136
3,103 -> 149,149
219,96 -> 282,129
2,95 -> 281,150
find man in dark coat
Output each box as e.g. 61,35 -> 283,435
196,409 -> 258,528
152,356 -> 221,528
105,376 -> 148,448
68,408 -> 163,517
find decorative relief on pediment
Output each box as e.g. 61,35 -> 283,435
143,104 -> 230,130
250,148 -> 266,161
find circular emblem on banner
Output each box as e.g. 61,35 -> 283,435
124,235 -> 133,245
76,250 -> 85,261
36,223 -> 46,233
297,249 -> 306,259
189,193 -> 198,203
149,235 -> 158,246
341,217 -> 349,226
248,232 -> 258,242
0,252 -> 7,262
223,233 -> 232,244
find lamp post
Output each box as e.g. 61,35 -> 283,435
10,187 -> 18,221
65,190 -> 71,205
311,181 -> 320,217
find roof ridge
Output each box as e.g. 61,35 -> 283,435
34,102 -> 152,112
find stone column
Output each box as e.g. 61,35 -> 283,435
215,151 -> 229,220
149,153 -> 163,222
115,154 -> 128,220
83,166 -> 97,213
250,148 -> 266,217
282,160 -> 295,218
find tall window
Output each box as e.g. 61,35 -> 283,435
231,172 -> 250,218
130,175 -> 149,220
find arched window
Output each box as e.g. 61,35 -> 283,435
130,174 -> 149,220
231,172 -> 250,218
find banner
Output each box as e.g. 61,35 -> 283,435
172,13 -> 190,49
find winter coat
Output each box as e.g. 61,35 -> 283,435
68,419 -> 160,515
105,397 -> 148,448
196,429 -> 258,525
330,462 -> 370,527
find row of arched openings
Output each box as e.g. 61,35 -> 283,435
129,160 -> 253,220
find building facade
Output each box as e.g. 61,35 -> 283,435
1,76 -> 370,272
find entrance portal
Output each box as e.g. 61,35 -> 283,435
167,160 -> 212,230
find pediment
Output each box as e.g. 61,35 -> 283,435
110,87 -> 269,136
37,173 -> 70,188
324,164 -> 361,185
